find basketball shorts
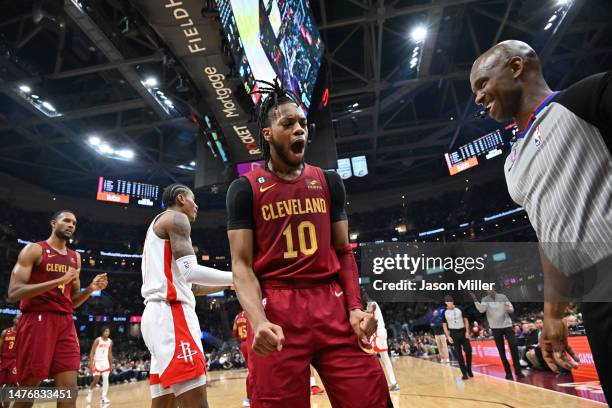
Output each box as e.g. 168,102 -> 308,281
16,312 -> 80,382
92,359 -> 111,375
371,329 -> 389,353
0,362 -> 18,385
142,301 -> 206,390
248,279 -> 392,408
240,341 -> 250,367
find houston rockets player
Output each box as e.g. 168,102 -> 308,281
7,210 -> 108,408
86,327 -> 113,404
0,315 -> 20,406
233,310 -> 253,407
362,291 -> 399,392
227,79 -> 392,407
141,184 -> 233,408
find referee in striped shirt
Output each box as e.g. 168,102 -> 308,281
441,295 -> 473,380
470,40 -> 612,402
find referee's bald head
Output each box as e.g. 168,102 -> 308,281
470,40 -> 545,122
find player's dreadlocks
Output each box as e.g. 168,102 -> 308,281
252,78 -> 301,161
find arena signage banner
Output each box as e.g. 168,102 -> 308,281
130,0 -> 261,163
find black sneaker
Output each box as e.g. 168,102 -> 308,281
516,371 -> 525,378
462,374 -> 469,380
505,372 -> 513,380
467,371 -> 474,378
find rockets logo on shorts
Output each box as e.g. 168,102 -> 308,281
177,341 -> 197,364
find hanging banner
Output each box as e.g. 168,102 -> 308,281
130,0 -> 261,163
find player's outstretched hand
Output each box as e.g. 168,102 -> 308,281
540,316 -> 579,372
89,273 -> 108,291
350,307 -> 377,345
253,321 -> 284,356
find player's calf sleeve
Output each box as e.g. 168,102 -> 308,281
176,255 -> 233,286
380,352 -> 397,385
102,372 -> 110,397
336,245 -> 362,310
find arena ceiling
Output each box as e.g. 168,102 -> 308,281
0,0 -> 611,203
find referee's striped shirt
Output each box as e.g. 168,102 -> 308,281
504,72 -> 612,276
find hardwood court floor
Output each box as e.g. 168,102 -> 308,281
32,357 -> 606,408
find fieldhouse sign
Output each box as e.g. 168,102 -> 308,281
130,0 -> 261,162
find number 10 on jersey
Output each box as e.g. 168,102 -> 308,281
282,221 -> 318,259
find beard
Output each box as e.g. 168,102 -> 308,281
269,137 -> 304,168
54,229 -> 71,241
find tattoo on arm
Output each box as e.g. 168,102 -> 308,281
191,285 -> 228,296
168,212 -> 194,259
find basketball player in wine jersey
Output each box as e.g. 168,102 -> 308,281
7,210 -> 108,408
227,79 -> 392,408
141,184 -> 233,408
0,315 -> 20,406
86,327 -> 113,404
233,310 -> 253,407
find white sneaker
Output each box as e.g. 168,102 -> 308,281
101,397 -> 111,404
86,389 -> 92,403
242,397 -> 251,407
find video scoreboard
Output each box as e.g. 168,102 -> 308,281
444,123 -> 519,176
96,176 -> 160,207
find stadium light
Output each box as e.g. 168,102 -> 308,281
88,136 -> 101,146
544,23 -> 553,30
19,85 -> 31,93
42,101 -> 56,112
190,161 -> 196,166
410,26 -> 427,43
143,77 -> 158,88
99,144 -> 114,154
116,149 -> 134,160
557,0 -> 570,5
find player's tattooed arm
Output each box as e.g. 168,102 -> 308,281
167,212 -> 195,259
8,243 -> 76,302
191,285 -> 229,296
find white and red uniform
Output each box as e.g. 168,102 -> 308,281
92,337 -> 112,374
368,301 -> 388,353
141,211 -> 206,391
